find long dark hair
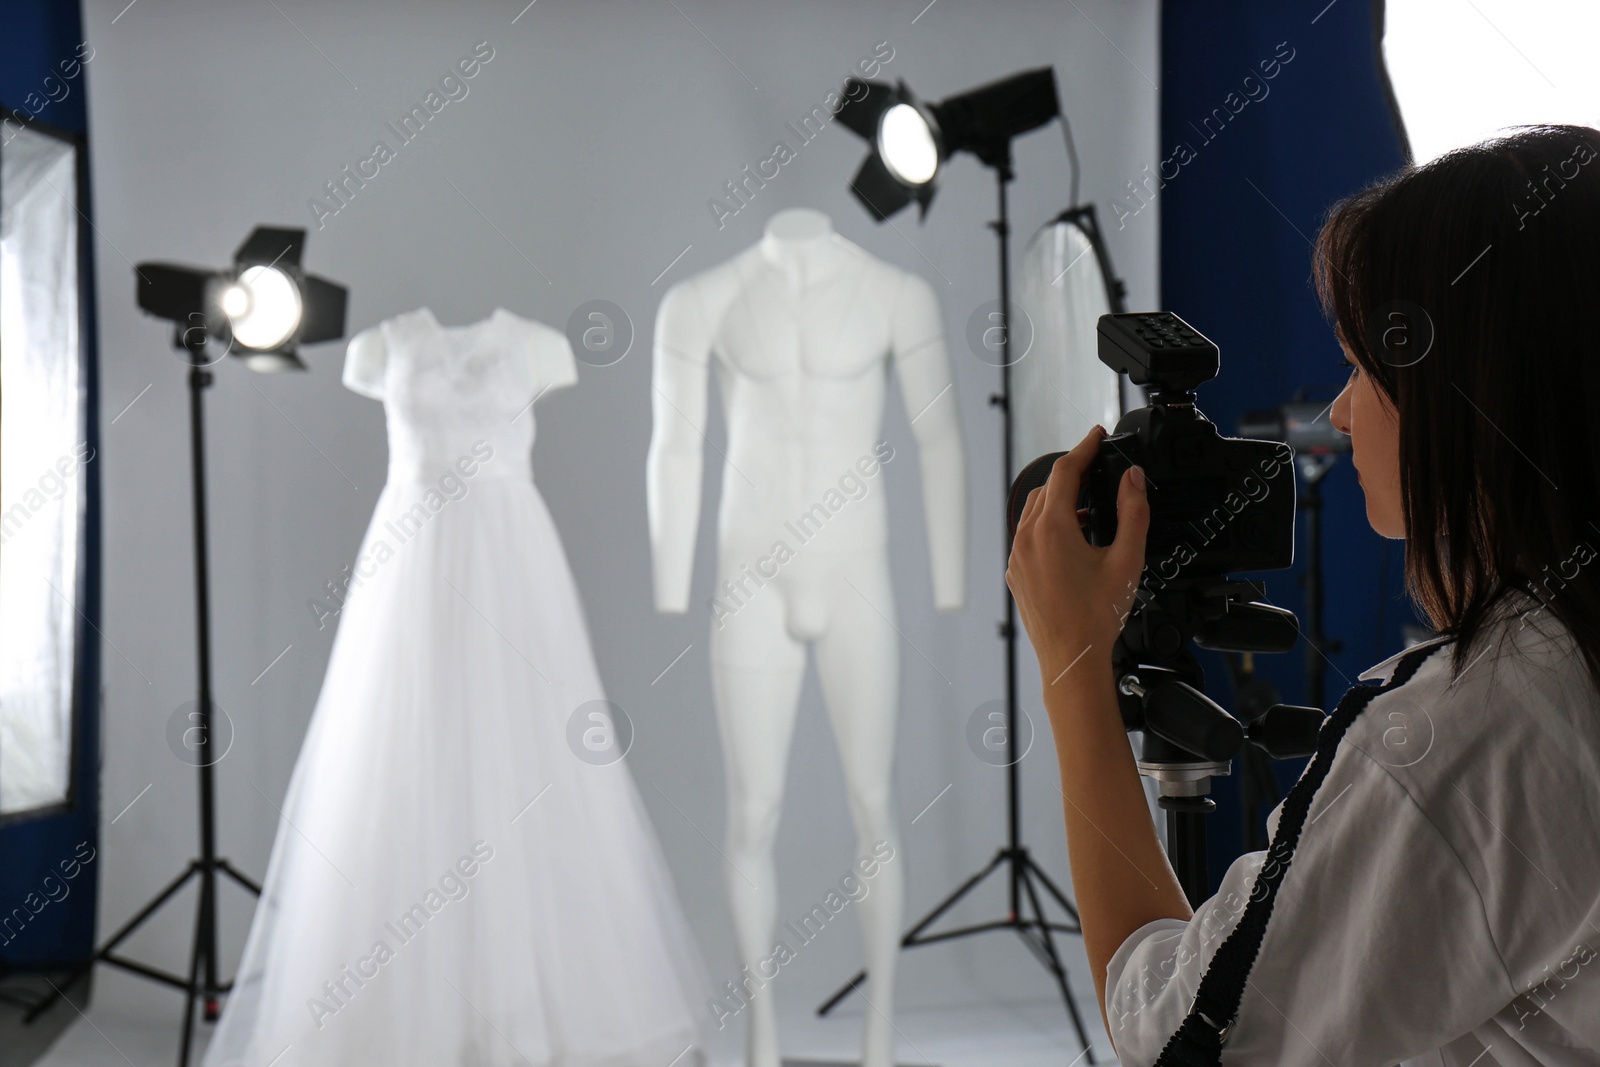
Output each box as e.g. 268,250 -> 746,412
1314,124 -> 1600,689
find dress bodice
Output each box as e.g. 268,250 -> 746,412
346,307 -> 576,484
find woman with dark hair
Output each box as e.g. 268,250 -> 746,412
1007,124 -> 1600,1066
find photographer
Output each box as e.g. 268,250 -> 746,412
1007,125 -> 1600,1065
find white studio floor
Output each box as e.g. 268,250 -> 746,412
31,968 -> 1117,1067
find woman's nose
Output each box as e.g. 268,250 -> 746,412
1329,381 -> 1353,436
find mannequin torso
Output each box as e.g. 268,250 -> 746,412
650,208 -> 965,613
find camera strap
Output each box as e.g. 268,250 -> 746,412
1151,639 -> 1445,1066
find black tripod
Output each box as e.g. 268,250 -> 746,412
1113,575 -> 1321,906
28,341 -> 260,1067
818,161 -> 1130,1063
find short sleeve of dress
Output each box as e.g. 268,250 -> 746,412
534,320 -> 578,393
500,314 -> 578,404
343,325 -> 387,400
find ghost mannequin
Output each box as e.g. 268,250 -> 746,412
648,208 -> 966,1067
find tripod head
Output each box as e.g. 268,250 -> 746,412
1114,574 -> 1322,814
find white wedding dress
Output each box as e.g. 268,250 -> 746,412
205,307 -> 709,1067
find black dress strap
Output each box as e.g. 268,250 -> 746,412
1151,640 -> 1446,1066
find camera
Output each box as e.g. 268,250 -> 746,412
1007,312 -> 1321,901
1007,311 -> 1295,578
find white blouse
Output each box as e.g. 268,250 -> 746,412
1106,589 -> 1600,1066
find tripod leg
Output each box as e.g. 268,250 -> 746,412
199,861 -> 222,1022
901,850 -> 1006,945
105,863 -> 204,955
23,863 -> 201,1023
177,870 -> 209,1067
1019,850 -> 1082,926
1019,866 -> 1096,1064
816,850 -> 1008,1016
816,970 -> 867,1018
217,860 -> 261,896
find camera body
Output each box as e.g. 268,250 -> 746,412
1010,312 -> 1296,581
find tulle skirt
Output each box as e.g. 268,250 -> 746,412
205,474 -> 710,1067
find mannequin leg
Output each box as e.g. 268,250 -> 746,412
710,637 -> 805,1067
814,560 -> 903,1067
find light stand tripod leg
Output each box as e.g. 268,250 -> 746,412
176,868 -> 210,1067
1018,862 -> 1096,1063
199,861 -> 221,1021
1019,850 -> 1082,928
22,862 -> 202,1023
899,850 -> 1007,946
218,860 -> 262,896
816,850 -> 1009,1016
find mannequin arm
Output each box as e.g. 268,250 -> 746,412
646,284 -> 713,613
892,273 -> 967,611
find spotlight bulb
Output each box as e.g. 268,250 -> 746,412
227,265 -> 301,351
878,103 -> 939,186
219,285 -> 250,318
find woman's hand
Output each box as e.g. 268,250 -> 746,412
1008,425 -> 1186,1041
1005,423 -> 1150,683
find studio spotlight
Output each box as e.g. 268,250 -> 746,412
29,226 -> 349,1067
838,67 -> 1060,221
136,226 -> 347,371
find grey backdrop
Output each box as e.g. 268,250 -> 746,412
80,0 -> 1158,1040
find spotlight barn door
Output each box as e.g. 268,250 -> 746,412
0,109 -> 101,971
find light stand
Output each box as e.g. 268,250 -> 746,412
25,343 -> 263,1067
1297,455 -> 1339,708
1238,399 -> 1354,709
824,67 -> 1111,1061
25,228 -> 346,1067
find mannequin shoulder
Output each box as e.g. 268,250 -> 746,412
879,267 -> 943,343
342,323 -> 388,399
885,263 -> 939,309
825,237 -> 917,298
657,262 -> 741,344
